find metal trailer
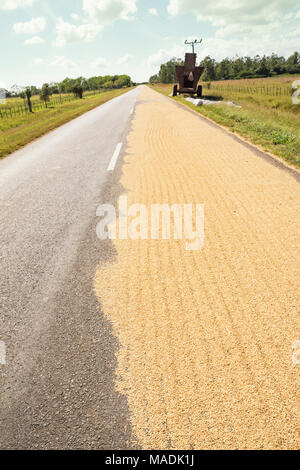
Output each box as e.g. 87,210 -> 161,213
173,40 -> 204,98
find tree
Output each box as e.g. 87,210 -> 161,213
158,58 -> 183,83
114,78 -> 124,88
103,80 -> 114,89
200,56 -> 217,81
114,75 -> 132,88
59,77 -> 74,93
40,83 -> 51,108
286,52 -> 300,74
255,56 -> 271,77
18,91 -> 27,107
25,88 -> 33,113
216,59 -> 233,80
49,82 -> 60,94
72,84 -> 83,99
1,89 -> 10,98
76,77 -> 89,90
10,84 -> 23,97
232,57 -> 245,77
149,74 -> 160,84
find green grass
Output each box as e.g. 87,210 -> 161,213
0,88 -> 130,159
150,83 -> 300,168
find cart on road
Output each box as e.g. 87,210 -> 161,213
173,40 -> 204,98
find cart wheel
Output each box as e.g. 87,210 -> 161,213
173,84 -> 178,97
197,85 -> 203,98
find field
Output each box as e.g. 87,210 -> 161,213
151,75 -> 300,167
205,75 -> 298,101
0,89 -> 107,116
0,88 -> 130,159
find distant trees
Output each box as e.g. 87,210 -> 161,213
215,59 -> 232,80
200,56 -> 217,81
6,74 -> 134,102
10,84 -> 23,97
200,52 -> 300,81
11,84 -> 40,98
1,89 -> 10,98
159,59 -> 180,83
59,77 -> 83,94
150,52 -> 300,83
114,75 -> 132,88
149,74 -> 160,84
29,85 -> 40,96
148,58 -> 185,84
255,56 -> 270,77
286,51 -> 300,74
72,84 -> 84,99
103,80 -> 114,89
154,58 -> 184,84
59,74 -> 132,93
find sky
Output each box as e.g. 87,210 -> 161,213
0,0 -> 300,89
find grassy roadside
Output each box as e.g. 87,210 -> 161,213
0,88 -> 131,160
150,83 -> 300,168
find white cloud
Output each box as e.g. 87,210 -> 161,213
24,35 -> 44,45
286,27 -> 300,38
13,17 -> 46,35
214,21 -> 279,39
149,8 -> 158,16
0,79 -> 8,91
82,0 -> 137,24
71,13 -> 80,22
168,0 -> 299,27
91,57 -> 109,69
116,53 -> 134,64
0,0 -> 36,9
54,17 -> 102,46
33,57 -> 45,65
166,1 -> 300,63
147,44 -> 185,68
50,56 -> 77,69
54,1 -> 138,47
33,56 -> 78,69
200,35 -> 300,61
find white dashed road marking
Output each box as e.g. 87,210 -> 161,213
108,143 -> 123,172
0,341 -> 6,365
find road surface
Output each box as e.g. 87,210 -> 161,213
0,87 -> 141,449
1,86 -> 300,449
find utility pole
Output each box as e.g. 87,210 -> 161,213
184,39 -> 203,54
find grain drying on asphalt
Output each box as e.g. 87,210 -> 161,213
94,86 -> 300,450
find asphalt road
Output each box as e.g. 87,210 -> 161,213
0,87 -> 141,449
1,85 -> 299,450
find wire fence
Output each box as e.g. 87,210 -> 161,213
202,83 -> 293,97
0,89 -> 105,119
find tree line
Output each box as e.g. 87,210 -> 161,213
149,52 -> 300,84
3,74 -> 134,101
